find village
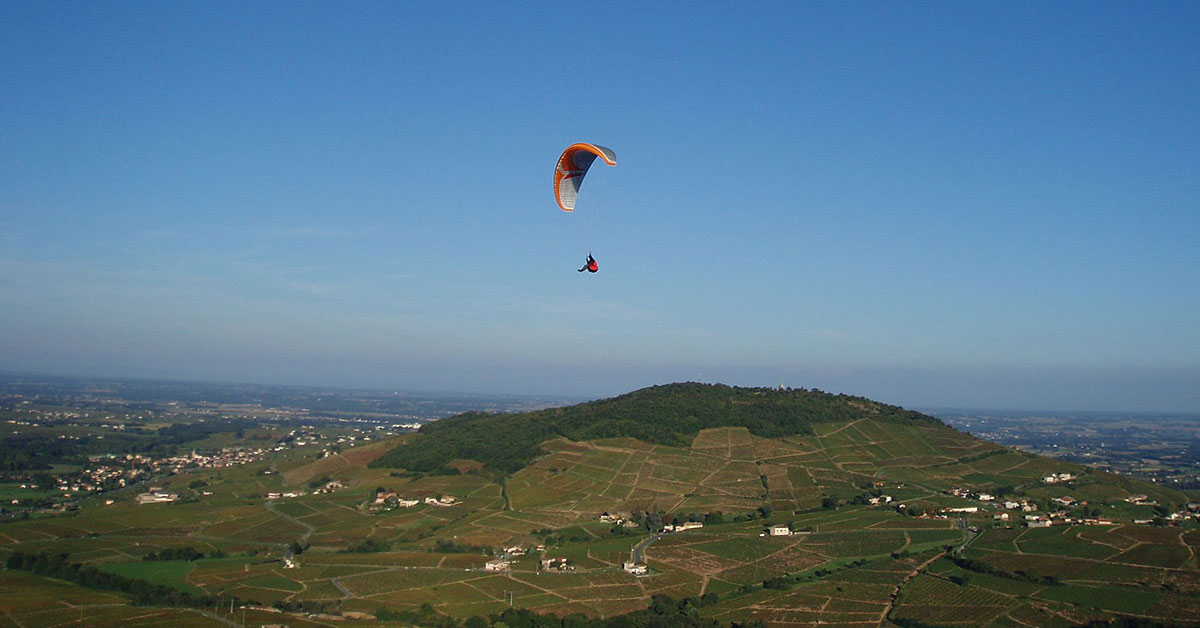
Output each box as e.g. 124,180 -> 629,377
919,473 -> 1200,528
4,418 -> 411,513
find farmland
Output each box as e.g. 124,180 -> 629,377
2,381 -> 1198,627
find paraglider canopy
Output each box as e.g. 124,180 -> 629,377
554,143 -> 617,212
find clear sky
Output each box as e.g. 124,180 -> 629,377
2,2 -> 1197,412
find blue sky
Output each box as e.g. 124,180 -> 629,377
2,2 -> 1197,411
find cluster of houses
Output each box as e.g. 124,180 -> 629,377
311,480 -> 344,495
597,512 -> 639,528
944,487 -> 997,502
488,556 -> 579,573
540,557 -> 574,572
933,488 -> 1043,517
929,483 -> 1200,527
483,543 -> 548,572
935,488 -> 1108,526
485,553 -> 575,573
1139,501 -> 1200,524
158,448 -> 267,473
15,448 -> 266,501
369,491 -> 459,512
318,429 -> 408,458
596,512 -> 706,533
372,491 -> 418,508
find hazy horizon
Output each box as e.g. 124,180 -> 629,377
4,368 -> 1197,417
3,4 -> 1197,415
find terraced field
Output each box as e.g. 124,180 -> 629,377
2,415 -> 1197,628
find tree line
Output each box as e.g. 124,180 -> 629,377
377,594 -> 763,628
5,551 -> 239,609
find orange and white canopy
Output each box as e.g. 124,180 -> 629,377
553,143 -> 617,212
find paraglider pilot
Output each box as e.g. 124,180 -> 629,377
578,253 -> 598,273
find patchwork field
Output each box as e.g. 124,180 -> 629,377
3,415 -> 1197,628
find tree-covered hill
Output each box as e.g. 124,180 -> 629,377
370,382 -> 942,475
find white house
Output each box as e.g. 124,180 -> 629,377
136,492 -> 179,504
769,525 -> 791,536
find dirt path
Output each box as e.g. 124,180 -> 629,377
879,552 -> 944,624
817,419 -> 865,438
265,501 -> 315,544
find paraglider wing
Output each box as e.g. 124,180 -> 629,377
554,143 -> 617,212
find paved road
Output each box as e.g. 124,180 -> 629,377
955,518 -> 979,554
632,534 -> 663,563
331,575 -> 357,599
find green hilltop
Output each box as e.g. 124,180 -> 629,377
370,382 -> 941,475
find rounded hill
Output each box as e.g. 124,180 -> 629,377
370,382 -> 941,475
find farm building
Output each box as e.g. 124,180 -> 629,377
541,557 -> 572,571
136,492 -> 178,504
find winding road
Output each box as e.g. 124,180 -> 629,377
631,533 -> 662,563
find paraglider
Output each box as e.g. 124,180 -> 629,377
554,143 -> 616,212
555,143 -> 615,273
